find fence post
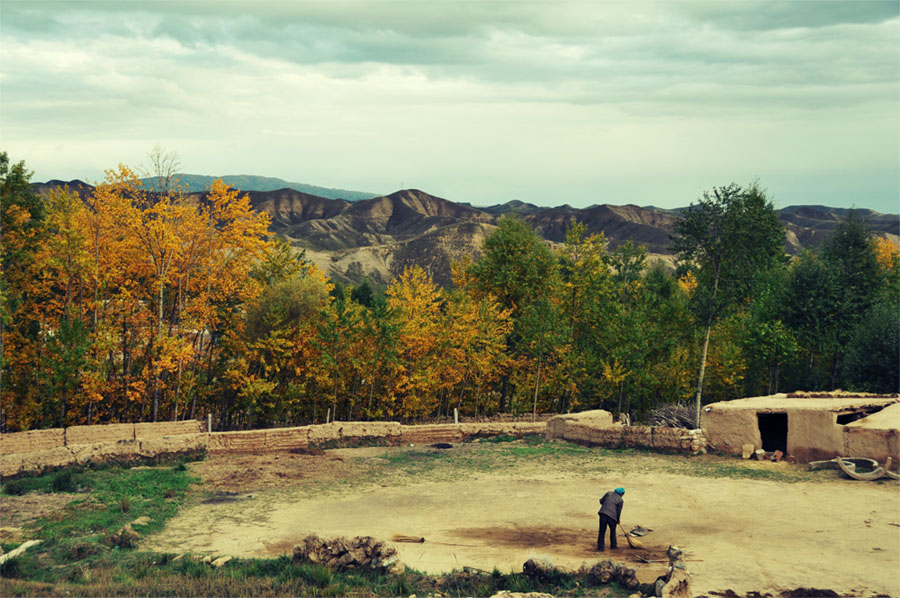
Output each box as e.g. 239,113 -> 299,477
207,413 -> 212,433
454,408 -> 459,425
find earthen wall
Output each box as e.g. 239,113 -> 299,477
2,419 -> 547,476
546,411 -> 707,454
0,428 -> 66,454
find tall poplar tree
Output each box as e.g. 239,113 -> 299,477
671,182 -> 785,427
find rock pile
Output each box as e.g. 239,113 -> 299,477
583,560 -> 641,590
292,534 -> 404,574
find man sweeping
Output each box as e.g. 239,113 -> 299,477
597,487 -> 624,551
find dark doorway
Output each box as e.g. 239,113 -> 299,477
757,412 -> 788,453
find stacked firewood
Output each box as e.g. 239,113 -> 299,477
648,404 -> 695,429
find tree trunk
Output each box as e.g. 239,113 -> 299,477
532,357 -> 542,423
693,322 -> 713,429
617,381 -> 626,416
693,269 -> 719,429
773,360 -> 780,394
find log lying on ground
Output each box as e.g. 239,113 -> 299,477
293,534 -> 404,574
0,540 -> 41,565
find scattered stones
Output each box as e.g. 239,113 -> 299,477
131,516 -> 151,526
742,444 -> 755,459
489,592 -> 555,598
293,534 -> 404,574
211,555 -> 232,568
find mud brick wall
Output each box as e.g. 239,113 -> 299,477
65,423 -> 136,445
546,410 -> 707,455
207,429 -> 269,453
1,428 -> 66,454
1,434 -> 209,478
3,419 -> 548,476
265,427 -> 311,451
399,424 -> 464,444
844,427 -> 899,470
338,422 -> 401,445
134,420 -> 205,440
458,422 -> 546,439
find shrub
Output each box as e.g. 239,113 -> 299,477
51,470 -> 78,493
1,480 -> 27,496
0,556 -> 24,578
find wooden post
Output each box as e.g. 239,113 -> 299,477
326,408 -> 331,424
207,413 -> 212,433
454,407 -> 459,425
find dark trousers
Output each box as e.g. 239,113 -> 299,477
597,514 -> 617,550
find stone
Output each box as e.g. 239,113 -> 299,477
754,449 -> 767,461
211,556 -> 232,568
742,444 -> 755,459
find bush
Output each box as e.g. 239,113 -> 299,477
0,556 -> 24,578
51,470 -> 78,493
1,480 -> 27,496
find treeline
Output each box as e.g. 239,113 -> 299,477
1,153 -> 897,431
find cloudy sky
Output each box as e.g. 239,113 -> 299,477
2,1 -> 898,212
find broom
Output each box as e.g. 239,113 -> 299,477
617,524 -> 646,549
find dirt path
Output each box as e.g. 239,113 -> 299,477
145,445 -> 900,596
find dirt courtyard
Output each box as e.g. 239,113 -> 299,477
145,442 -> 900,596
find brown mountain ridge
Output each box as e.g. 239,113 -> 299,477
33,181 -> 899,287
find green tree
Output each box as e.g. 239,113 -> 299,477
783,251 -> 837,389
840,296 -> 899,393
671,182 -> 785,426
469,216 -> 559,411
819,212 -> 885,386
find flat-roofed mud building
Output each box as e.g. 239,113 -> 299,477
701,393 -> 899,468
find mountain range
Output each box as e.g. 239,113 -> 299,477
140,174 -> 379,202
34,179 -> 900,287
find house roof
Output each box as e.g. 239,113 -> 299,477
845,402 -> 900,430
704,394 -> 899,414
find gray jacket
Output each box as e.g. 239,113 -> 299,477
598,491 -> 623,523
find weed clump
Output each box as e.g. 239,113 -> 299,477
0,556 -> 23,578
51,470 -> 78,493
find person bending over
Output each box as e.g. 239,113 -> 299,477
597,487 -> 624,551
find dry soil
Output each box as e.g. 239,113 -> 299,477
145,442 -> 900,596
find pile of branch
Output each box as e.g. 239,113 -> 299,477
292,534 -> 404,574
648,404 -> 695,429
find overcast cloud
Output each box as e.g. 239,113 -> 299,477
1,1 -> 898,212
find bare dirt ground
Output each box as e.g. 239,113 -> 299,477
145,442 -> 900,597
1,493 -> 80,532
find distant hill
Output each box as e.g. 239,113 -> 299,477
140,173 -> 380,202
33,179 -> 899,286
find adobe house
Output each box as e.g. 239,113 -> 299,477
701,393 -> 899,468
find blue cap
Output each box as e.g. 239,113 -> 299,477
615,487 -> 625,495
